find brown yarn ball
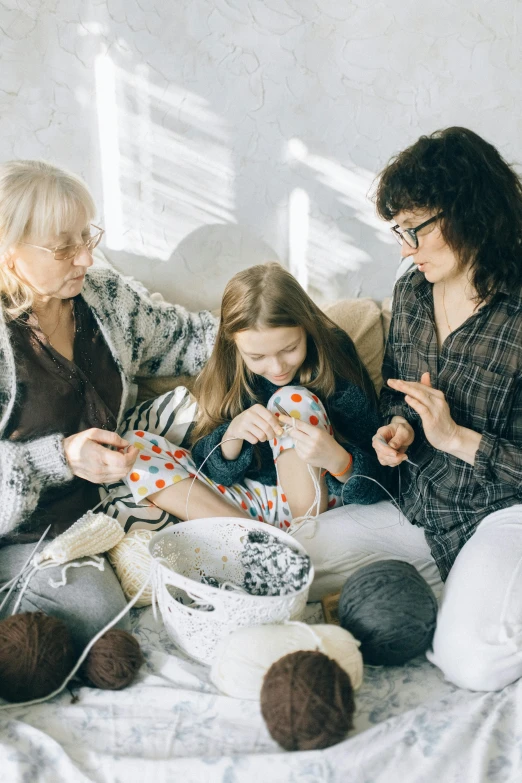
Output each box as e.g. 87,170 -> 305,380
260,650 -> 355,751
0,612 -> 76,703
81,629 -> 144,690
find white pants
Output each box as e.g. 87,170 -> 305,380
293,501 -> 522,692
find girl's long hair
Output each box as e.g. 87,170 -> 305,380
191,262 -> 376,444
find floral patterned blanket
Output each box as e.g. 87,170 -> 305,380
1,604 -> 521,783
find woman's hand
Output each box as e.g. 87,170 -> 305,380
222,405 -> 284,460
63,428 -> 139,483
386,372 -> 460,453
279,415 -> 350,475
372,417 -> 415,466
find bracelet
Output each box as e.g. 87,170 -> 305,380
329,453 -> 353,477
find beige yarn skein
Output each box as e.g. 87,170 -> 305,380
108,529 -> 155,607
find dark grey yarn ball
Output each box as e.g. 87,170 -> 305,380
338,560 -> 438,666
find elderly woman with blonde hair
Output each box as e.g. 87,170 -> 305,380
0,160 -> 216,691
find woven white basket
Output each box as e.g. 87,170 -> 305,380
149,517 -> 314,664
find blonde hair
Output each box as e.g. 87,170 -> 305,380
0,160 -> 96,318
191,263 -> 376,445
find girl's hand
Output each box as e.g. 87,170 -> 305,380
63,428 -> 139,483
278,415 -> 350,474
222,405 -> 284,461
227,404 -> 283,445
372,417 -> 415,466
386,372 -> 460,453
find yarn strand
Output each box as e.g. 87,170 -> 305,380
184,436 -> 241,521
48,556 -> 106,589
283,620 -> 326,653
184,417 -> 300,521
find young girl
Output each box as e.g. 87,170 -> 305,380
121,263 -> 384,529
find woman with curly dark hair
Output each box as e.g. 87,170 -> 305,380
367,127 -> 522,691
298,128 -> 521,692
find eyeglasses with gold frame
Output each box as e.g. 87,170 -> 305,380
20,224 -> 105,261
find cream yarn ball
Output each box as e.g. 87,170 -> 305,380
211,623 -> 363,699
108,529 -> 155,607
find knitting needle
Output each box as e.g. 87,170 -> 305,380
375,434 -> 391,448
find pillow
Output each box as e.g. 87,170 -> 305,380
92,246 -> 116,269
323,298 -> 384,393
381,297 -> 392,343
136,373 -> 195,403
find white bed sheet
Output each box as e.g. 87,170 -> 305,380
1,604 -> 521,783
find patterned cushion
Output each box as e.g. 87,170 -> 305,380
324,298 -> 385,393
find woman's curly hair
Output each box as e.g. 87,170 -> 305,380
375,127 -> 522,301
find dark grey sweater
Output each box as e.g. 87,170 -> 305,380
192,375 -> 385,505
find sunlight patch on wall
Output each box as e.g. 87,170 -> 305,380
288,187 -> 310,291
95,53 -> 235,260
286,138 -> 395,300
301,151 -> 393,243
95,54 -> 124,250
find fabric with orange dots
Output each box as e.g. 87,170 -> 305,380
120,386 -> 342,530
102,373 -> 385,533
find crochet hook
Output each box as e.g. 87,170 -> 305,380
274,401 -> 291,417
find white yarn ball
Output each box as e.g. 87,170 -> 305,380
108,529 -> 155,607
210,623 -> 363,700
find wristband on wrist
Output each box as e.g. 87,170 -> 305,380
329,452 -> 353,477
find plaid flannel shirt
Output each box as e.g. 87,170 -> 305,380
380,268 -> 522,580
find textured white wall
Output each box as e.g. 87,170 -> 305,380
1,0 -> 521,308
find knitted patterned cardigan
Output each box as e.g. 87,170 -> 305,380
0,267 -> 217,537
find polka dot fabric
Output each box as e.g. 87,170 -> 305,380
267,385 -> 341,525
125,431 -> 196,501
123,386 -> 341,527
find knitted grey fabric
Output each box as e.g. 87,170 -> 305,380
241,530 -> 311,596
176,538 -> 311,610
0,267 -> 217,537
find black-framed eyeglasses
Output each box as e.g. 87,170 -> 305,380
20,224 -> 105,262
390,212 -> 444,249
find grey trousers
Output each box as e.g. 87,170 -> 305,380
0,543 -> 130,650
